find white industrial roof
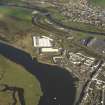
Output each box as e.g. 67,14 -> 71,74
41,48 -> 59,52
33,36 -> 52,47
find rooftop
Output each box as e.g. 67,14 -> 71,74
33,36 -> 53,48
41,48 -> 59,52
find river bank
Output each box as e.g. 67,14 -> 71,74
0,41 -> 76,105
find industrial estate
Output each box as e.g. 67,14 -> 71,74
0,0 -> 105,105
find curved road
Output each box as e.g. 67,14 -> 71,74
0,2 -> 105,35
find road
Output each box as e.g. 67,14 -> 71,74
1,2 -> 105,35
75,60 -> 103,105
0,1 -> 105,105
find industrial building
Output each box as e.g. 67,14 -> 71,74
33,36 -> 53,48
33,36 -> 59,53
41,48 -> 59,53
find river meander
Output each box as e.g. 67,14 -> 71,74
0,42 -> 76,105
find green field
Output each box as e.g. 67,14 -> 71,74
0,6 -> 32,33
0,6 -> 33,43
0,55 -> 42,105
0,6 -> 32,22
90,0 -> 105,7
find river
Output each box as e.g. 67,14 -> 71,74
0,42 -> 76,105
